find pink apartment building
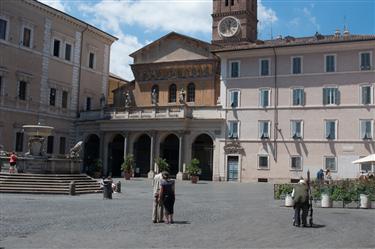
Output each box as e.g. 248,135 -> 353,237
211,0 -> 375,182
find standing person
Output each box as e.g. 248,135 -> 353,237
316,169 -> 324,184
292,179 -> 309,227
159,171 -> 175,224
9,152 -> 17,174
325,169 -> 332,184
152,171 -> 164,223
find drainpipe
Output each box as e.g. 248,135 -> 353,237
272,47 -> 278,162
76,25 -> 89,117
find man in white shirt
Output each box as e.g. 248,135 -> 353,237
152,171 -> 164,223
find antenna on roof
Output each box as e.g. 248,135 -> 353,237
270,22 -> 273,40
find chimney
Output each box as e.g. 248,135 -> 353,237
334,29 -> 341,38
343,26 -> 350,39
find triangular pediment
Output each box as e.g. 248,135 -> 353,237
130,32 -> 213,64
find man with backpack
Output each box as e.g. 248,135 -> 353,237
292,178 -> 309,227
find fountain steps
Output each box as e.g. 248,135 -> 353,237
0,173 -> 102,195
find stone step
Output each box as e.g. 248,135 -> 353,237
0,172 -> 88,177
0,178 -> 98,183
0,173 -> 101,195
0,183 -> 100,188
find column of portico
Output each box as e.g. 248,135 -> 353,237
122,132 -> 129,156
101,133 -> 111,176
176,131 -> 185,180
148,131 -> 156,179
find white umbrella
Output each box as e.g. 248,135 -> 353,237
352,154 -> 375,164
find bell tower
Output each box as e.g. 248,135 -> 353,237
212,0 -> 258,43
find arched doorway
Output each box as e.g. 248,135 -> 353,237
192,134 -> 213,181
84,134 -> 100,173
161,134 -> 179,177
133,134 -> 151,177
108,134 -> 124,177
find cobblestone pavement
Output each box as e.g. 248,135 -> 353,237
0,179 -> 374,249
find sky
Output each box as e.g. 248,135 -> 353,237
38,0 -> 375,80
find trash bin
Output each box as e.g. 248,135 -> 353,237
103,179 -> 112,199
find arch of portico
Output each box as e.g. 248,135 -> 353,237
83,134 -> 100,173
108,134 -> 125,177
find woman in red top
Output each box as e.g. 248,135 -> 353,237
9,152 -> 17,173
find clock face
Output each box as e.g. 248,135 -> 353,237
218,16 -> 240,38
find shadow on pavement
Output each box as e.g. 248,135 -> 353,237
172,221 -> 190,225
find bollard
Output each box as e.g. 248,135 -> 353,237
103,179 -> 112,199
116,181 -> 121,193
69,181 -> 76,196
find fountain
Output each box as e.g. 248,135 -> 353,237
12,123 -> 82,174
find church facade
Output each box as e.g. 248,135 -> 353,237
77,32 -> 225,180
212,0 -> 375,182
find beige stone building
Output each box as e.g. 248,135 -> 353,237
0,0 -> 117,155
77,32 -> 224,179
212,0 -> 375,182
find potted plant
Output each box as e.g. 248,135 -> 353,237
186,158 -> 201,184
155,157 -> 169,173
92,159 -> 102,178
121,154 -> 134,180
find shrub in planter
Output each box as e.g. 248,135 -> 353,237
90,159 -> 102,178
186,158 -> 201,183
274,184 -> 294,200
155,157 -> 169,173
121,154 -> 134,180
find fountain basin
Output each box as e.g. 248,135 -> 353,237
1,156 -> 81,174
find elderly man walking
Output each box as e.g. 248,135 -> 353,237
152,171 -> 164,223
292,179 -> 309,227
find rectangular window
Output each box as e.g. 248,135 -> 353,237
230,61 -> 239,78
49,88 -> 56,106
15,132 -> 24,152
59,137 -> 66,154
53,39 -> 60,57
292,57 -> 302,74
291,120 -> 303,139
228,121 -> 239,139
259,121 -> 270,139
325,157 -> 337,172
325,55 -> 336,72
259,89 -> 270,107
89,52 -> 95,69
325,120 -> 337,140
65,43 -> 72,61
62,91 -> 68,109
323,87 -> 339,105
360,52 -> 371,71
86,97 -> 91,111
360,120 -> 373,140
258,155 -> 269,169
291,156 -> 302,171
18,81 -> 27,100
47,136 -> 54,154
292,88 -> 304,106
0,19 -> 7,40
361,85 -> 372,105
260,59 -> 270,76
22,27 -> 31,48
230,90 -> 239,108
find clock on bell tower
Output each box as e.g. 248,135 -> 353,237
212,0 -> 258,43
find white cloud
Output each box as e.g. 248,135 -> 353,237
77,0 -> 278,79
258,0 -> 278,29
303,7 -> 320,31
38,0 -> 66,12
79,0 -> 277,35
110,34 -> 144,81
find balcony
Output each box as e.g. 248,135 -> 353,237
78,105 -> 225,121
